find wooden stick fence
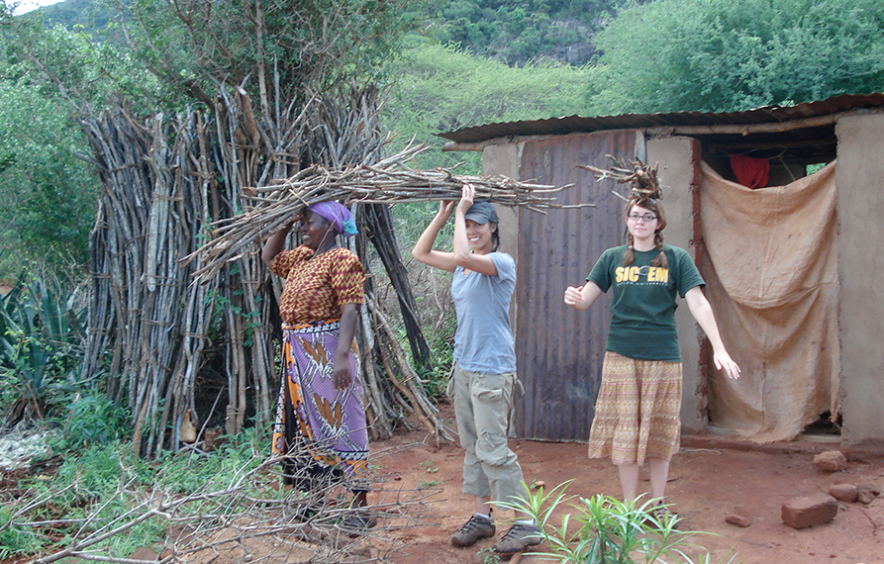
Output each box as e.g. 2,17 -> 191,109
78,84 -> 469,456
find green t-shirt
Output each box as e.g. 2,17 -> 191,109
586,244 -> 705,362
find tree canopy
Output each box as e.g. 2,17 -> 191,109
384,38 -> 599,172
425,0 -> 630,66
589,0 -> 884,115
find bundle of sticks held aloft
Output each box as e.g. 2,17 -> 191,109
187,143 -> 579,278
578,155 -> 664,203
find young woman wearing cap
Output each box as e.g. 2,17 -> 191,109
564,191 -> 740,524
412,184 -> 539,554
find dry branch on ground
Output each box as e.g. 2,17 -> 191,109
14,446 -> 437,564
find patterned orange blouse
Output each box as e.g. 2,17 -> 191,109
271,245 -> 365,325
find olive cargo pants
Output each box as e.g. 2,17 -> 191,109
451,362 -> 526,507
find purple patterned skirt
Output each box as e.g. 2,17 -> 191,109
271,320 -> 369,490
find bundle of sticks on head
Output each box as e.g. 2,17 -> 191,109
578,154 -> 664,203
186,143 -> 581,278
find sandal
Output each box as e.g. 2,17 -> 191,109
648,504 -> 679,530
341,511 -> 378,537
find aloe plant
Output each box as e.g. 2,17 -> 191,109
0,273 -> 86,421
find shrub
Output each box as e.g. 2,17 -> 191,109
497,481 -> 738,564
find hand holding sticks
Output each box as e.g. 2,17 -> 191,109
185,143 -> 584,279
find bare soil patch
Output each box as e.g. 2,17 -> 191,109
375,403 -> 884,564
4,404 -> 882,564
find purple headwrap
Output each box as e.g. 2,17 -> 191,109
305,202 -> 358,237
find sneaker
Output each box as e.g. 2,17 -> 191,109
341,511 -> 378,538
492,523 -> 542,553
451,514 -> 495,547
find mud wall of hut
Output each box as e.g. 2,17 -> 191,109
835,114 -> 884,447
646,136 -> 707,434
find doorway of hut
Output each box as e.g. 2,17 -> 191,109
695,157 -> 841,443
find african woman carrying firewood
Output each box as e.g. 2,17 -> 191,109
564,161 -> 741,526
262,201 -> 375,535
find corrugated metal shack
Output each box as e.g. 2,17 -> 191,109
439,93 -> 884,447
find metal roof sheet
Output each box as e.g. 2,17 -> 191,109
437,92 -> 884,144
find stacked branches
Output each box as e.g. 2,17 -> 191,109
79,106 -> 246,458
191,145 -> 570,279
578,155 -> 664,203
81,75 -> 314,457
80,82 -> 459,456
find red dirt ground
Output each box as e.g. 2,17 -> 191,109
372,403 -> 884,564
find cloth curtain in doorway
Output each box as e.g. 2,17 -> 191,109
699,160 -> 840,443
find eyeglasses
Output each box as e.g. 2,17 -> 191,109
627,213 -> 658,222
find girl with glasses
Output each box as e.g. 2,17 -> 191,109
564,176 -> 741,525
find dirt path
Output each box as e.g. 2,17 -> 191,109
372,404 -> 884,564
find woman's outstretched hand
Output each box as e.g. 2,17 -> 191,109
563,282 -> 603,311
714,350 -> 741,380
564,285 -> 585,307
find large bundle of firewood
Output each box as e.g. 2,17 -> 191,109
187,143 -> 570,279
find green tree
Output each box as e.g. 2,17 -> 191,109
425,0 -> 630,66
0,14 -> 164,278
384,38 -> 601,172
590,0 -> 884,114
0,82 -> 94,272
95,0 -> 423,109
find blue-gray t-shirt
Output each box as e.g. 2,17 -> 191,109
450,252 -> 516,374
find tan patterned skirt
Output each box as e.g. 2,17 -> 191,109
588,351 -> 683,465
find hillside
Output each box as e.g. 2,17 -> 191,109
35,0 -> 628,66
37,0 -> 114,29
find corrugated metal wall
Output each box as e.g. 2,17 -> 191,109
513,130 -> 638,441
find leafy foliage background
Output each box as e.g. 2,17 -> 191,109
3,0 -> 883,281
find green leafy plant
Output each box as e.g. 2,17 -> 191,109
47,386 -> 131,451
476,547 -> 502,564
0,505 -> 43,560
418,459 -> 439,473
0,273 -> 86,421
496,481 -> 737,564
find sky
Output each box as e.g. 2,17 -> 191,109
11,0 -> 66,15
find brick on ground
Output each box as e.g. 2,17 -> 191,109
781,493 -> 838,529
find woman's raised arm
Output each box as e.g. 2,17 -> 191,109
262,224 -> 292,267
411,201 -> 458,272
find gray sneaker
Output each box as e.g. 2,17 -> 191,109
492,523 -> 542,553
451,514 -> 495,547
